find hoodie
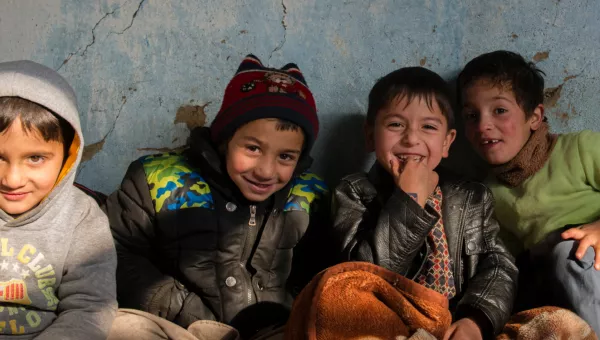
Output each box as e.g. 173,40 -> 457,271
0,61 -> 117,339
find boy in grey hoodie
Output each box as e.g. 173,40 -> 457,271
0,60 -> 117,339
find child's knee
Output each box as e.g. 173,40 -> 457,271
551,240 -> 595,271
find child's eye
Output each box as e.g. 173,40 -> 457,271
494,108 -> 507,114
423,124 -> 438,130
28,155 -> 45,164
387,122 -> 403,128
245,145 -> 260,153
279,153 -> 296,162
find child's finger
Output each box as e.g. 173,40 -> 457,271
562,227 -> 584,240
575,237 -> 594,260
390,158 -> 401,178
594,244 -> 600,270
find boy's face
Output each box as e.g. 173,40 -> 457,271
367,96 -> 456,175
226,118 -> 304,202
0,118 -> 64,216
462,80 -> 543,165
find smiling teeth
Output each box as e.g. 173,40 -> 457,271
398,155 -> 423,162
482,140 -> 499,144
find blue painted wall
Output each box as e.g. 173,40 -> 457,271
1,0 -> 599,193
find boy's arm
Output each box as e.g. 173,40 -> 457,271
455,187 -> 518,336
103,161 -> 215,326
562,130 -> 600,268
288,190 -> 333,295
35,200 -> 117,340
331,176 -> 438,275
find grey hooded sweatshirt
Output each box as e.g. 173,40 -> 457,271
0,61 -> 117,339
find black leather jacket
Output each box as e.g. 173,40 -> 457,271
331,164 -> 518,336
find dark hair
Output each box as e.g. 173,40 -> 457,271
0,97 -> 74,150
457,50 -> 546,118
274,118 -> 301,133
366,67 -> 454,129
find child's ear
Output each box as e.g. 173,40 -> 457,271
364,123 -> 375,152
529,104 -> 544,130
442,129 -> 457,158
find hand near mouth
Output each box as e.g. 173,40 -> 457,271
390,156 -> 438,208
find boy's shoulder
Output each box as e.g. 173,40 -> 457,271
336,172 -> 379,202
555,129 -> 599,150
438,168 -> 493,203
136,151 -> 214,213
285,171 -> 329,214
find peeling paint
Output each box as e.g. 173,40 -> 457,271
511,33 -> 518,39
81,139 -> 106,162
544,84 -> 563,108
420,57 -> 427,66
332,34 -> 348,57
533,51 -> 549,62
563,75 -> 578,82
174,103 -> 209,131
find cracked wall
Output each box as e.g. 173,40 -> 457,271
1,0 -> 600,193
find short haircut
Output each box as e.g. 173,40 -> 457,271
457,50 -> 546,118
0,96 -> 74,149
366,67 -> 454,129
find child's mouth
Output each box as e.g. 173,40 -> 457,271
243,178 -> 275,194
480,139 -> 501,149
396,154 -> 425,163
1,192 -> 29,201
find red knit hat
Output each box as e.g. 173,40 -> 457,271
211,54 -> 318,152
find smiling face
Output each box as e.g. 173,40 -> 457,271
0,117 -> 64,216
226,118 -> 305,202
367,95 -> 456,175
462,80 -> 543,165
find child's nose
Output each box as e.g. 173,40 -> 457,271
254,158 -> 276,180
477,115 -> 493,132
400,128 -> 420,146
1,165 -> 25,189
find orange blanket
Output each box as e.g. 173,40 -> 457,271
284,262 -> 598,340
284,262 -> 451,340
498,306 -> 597,340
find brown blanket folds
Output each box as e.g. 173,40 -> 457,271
498,306 -> 597,340
284,262 -> 451,340
284,262 -> 598,340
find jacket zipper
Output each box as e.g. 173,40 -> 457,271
249,205 -> 257,226
241,205 -> 258,306
454,194 -> 470,293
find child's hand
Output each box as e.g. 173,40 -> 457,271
561,220 -> 600,269
390,156 -> 438,208
442,318 -> 483,340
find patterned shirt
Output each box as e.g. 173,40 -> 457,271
415,186 -> 456,299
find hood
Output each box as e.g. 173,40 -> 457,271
0,60 -> 83,224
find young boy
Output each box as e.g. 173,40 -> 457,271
0,61 -> 117,338
458,50 -> 600,333
331,67 -> 518,339
104,55 -> 328,338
